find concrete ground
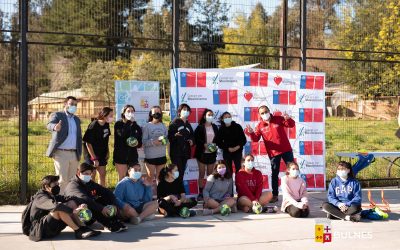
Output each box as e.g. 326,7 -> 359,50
1,188 -> 399,250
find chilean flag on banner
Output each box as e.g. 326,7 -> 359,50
273,90 -> 296,105
300,75 -> 324,90
244,107 -> 259,122
301,174 -> 325,188
285,125 -> 296,139
244,72 -> 268,87
299,108 -> 324,122
187,108 -> 206,123
180,72 -> 206,87
213,89 -> 238,104
299,141 -> 324,155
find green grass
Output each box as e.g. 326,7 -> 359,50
1,117 -> 400,204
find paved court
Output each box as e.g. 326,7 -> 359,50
1,188 -> 399,250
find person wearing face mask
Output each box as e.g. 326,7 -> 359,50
143,106 -> 168,184
83,107 -> 114,187
246,105 -> 295,203
65,163 -> 128,232
168,104 -> 195,180
214,112 -> 247,174
113,104 -> 143,181
202,161 -> 236,216
236,154 -> 273,213
157,164 -> 197,218
194,109 -> 219,199
114,163 -> 158,225
322,161 -> 362,222
280,162 -> 309,217
26,175 -> 100,241
46,96 -> 82,194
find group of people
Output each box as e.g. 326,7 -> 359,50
23,96 -> 363,242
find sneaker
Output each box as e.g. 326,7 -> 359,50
130,216 -> 141,225
231,205 -> 238,213
197,193 -> 203,201
109,222 -> 128,232
189,210 -> 197,217
263,206 -> 278,213
143,214 -> 156,221
269,196 -> 279,203
202,208 -> 213,216
350,214 -> 361,222
88,221 -> 104,230
75,226 -> 101,239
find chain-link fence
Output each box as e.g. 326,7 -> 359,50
0,0 -> 399,204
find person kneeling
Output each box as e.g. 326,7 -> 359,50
25,175 -> 100,241
322,161 -> 362,222
236,154 -> 273,213
281,162 -> 309,217
65,163 -> 127,232
114,163 -> 158,225
203,161 -> 236,216
157,164 -> 197,218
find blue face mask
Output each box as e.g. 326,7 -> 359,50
130,171 -> 142,180
173,171 -> 179,179
67,105 -> 77,114
223,117 -> 232,125
206,116 -> 213,123
79,174 -> 91,183
245,161 -> 254,170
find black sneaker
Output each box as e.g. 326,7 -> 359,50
75,226 -> 101,239
350,214 -> 361,222
109,222 -> 128,232
189,210 -> 197,217
269,196 -> 278,203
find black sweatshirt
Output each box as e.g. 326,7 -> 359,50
214,121 -> 247,152
168,117 -> 194,159
30,190 -> 73,223
113,120 -> 142,164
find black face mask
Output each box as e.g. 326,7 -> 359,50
152,113 -> 162,120
50,185 -> 60,195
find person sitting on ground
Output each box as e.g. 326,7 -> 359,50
281,162 -> 309,218
322,161 -> 362,222
114,163 -> 158,225
236,154 -> 273,213
202,161 -> 236,216
157,164 -> 197,218
64,163 -> 128,232
26,175 -> 100,241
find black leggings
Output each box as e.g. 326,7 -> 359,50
158,198 -> 197,217
322,202 -> 361,220
223,150 -> 242,173
270,151 -> 294,196
285,205 -> 309,218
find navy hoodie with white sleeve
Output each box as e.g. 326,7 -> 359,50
327,176 -> 362,207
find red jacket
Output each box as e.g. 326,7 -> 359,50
235,168 -> 263,201
249,115 -> 294,157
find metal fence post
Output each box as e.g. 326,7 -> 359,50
19,0 -> 29,204
279,0 -> 288,70
300,0 -> 307,71
172,0 -> 180,68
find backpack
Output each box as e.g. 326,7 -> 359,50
21,197 -> 34,236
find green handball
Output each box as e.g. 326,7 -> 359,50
373,207 -> 389,219
220,204 -> 231,216
126,136 -> 138,147
179,207 -> 190,218
106,205 -> 117,217
207,143 -> 217,153
252,204 -> 263,214
158,136 -> 168,145
78,208 -> 92,223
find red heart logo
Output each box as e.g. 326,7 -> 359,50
244,92 -> 253,101
274,76 -> 283,85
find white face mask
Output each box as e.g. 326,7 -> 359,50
261,113 -> 270,121
79,174 -> 91,183
223,117 -> 232,125
205,116 -> 213,123
337,170 -> 349,180
181,110 -> 190,118
125,112 -> 134,121
289,169 -> 300,178
245,161 -> 254,170
173,171 -> 179,179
